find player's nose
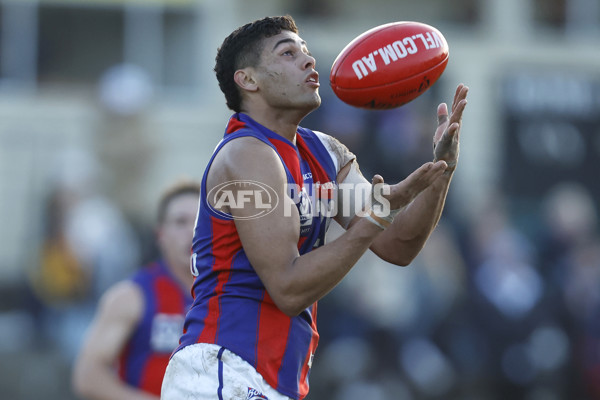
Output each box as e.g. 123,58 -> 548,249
302,53 -> 316,70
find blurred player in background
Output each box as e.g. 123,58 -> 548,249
161,15 -> 468,400
72,180 -> 199,400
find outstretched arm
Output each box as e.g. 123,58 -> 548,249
363,84 -> 469,265
208,85 -> 467,315
206,136 -> 389,317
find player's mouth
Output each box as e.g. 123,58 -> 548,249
306,72 -> 320,88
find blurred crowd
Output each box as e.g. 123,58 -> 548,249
1,84 -> 595,400
302,88 -> 600,400
309,183 -> 600,400
1,1 -> 598,399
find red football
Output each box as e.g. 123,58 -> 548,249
329,21 -> 449,109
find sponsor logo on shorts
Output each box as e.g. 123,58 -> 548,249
247,387 -> 269,400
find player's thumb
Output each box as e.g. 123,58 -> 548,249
371,174 -> 384,186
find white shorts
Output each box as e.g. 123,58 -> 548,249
161,343 -> 294,400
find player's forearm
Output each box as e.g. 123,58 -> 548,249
402,169 -> 452,234
371,171 -> 452,265
271,217 -> 383,316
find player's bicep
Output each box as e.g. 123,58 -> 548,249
234,188 -> 301,288
210,138 -> 301,296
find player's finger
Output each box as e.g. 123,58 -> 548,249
430,160 -> 448,173
449,99 -> 468,125
371,174 -> 384,186
455,85 -> 469,111
437,103 -> 448,126
395,163 -> 446,205
448,122 -> 460,139
412,161 -> 446,181
452,84 -> 468,113
451,84 -> 462,110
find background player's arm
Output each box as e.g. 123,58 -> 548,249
72,281 -> 158,400
207,137 -> 442,317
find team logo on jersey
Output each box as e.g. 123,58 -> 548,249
247,387 -> 269,400
150,313 -> 185,352
207,180 -> 279,220
285,181 -> 339,221
297,187 -> 313,227
285,185 -> 314,235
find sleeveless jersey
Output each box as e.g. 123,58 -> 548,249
176,113 -> 338,399
118,261 -> 193,396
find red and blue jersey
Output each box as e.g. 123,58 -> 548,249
118,261 -> 192,396
176,113 -> 337,399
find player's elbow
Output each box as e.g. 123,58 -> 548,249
268,288 -> 311,317
372,239 -> 423,267
272,295 -> 307,317
381,252 -> 415,267
280,306 -> 304,317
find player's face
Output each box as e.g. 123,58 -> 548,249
254,31 -> 321,113
157,193 -> 198,271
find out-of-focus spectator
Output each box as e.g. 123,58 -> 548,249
29,149 -> 141,362
94,63 -> 157,219
311,220 -> 469,399
539,182 -> 600,398
461,189 -> 575,399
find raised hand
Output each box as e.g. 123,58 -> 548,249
433,84 -> 469,171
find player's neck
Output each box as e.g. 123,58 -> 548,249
241,106 -> 307,144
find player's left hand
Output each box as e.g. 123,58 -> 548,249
433,84 -> 469,172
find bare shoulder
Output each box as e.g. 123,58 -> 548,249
97,280 -> 144,323
313,130 -> 356,174
210,136 -> 285,181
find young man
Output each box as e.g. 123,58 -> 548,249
72,181 -> 200,400
162,15 -> 468,400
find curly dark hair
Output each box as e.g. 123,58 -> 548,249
214,15 -> 299,112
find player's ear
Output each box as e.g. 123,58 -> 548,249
234,69 -> 258,92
